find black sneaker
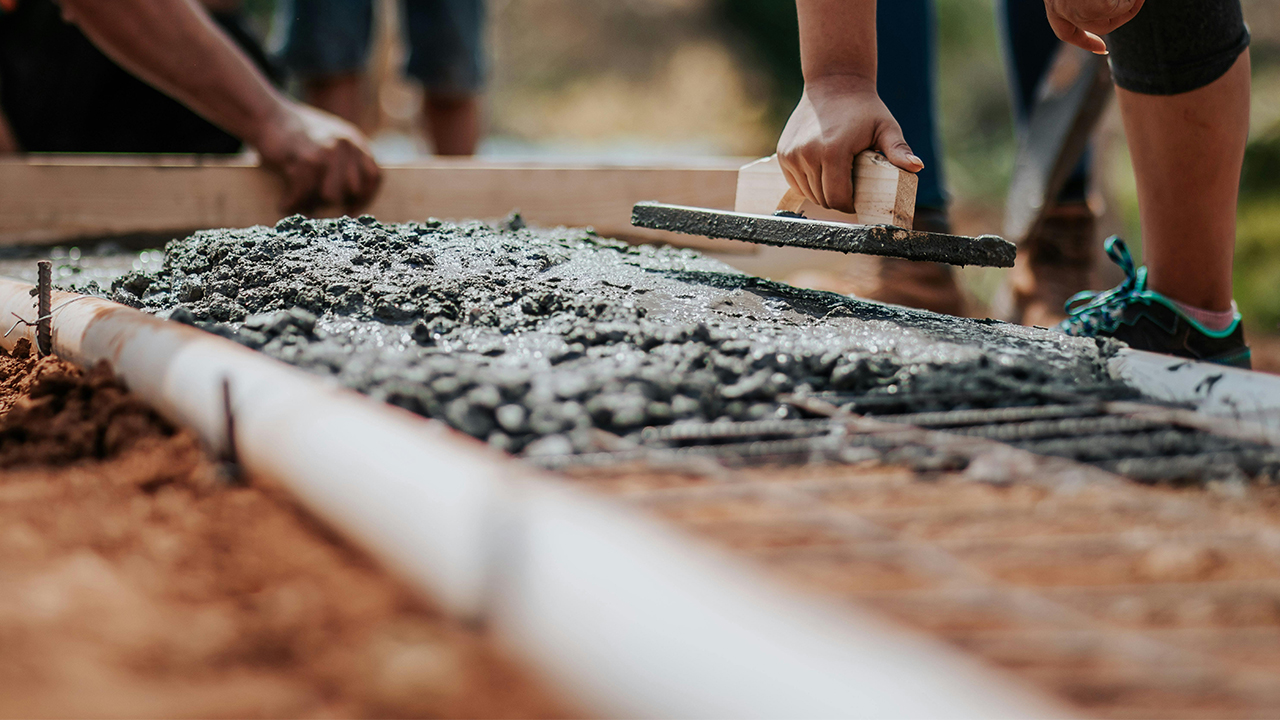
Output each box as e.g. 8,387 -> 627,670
1058,237 -> 1252,369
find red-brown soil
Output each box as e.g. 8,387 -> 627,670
0,341 -> 570,719
564,460 -> 1280,718
1249,333 -> 1280,375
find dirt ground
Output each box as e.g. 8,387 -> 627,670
563,459 -> 1280,719
0,341 -> 570,719
1249,334 -> 1280,374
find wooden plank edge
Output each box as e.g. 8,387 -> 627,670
0,157 -> 759,254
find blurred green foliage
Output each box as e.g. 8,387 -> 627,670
1242,131 -> 1280,201
1235,201 -> 1280,331
933,0 -> 1014,203
1236,129 -> 1280,331
240,0 -> 279,40
714,0 -> 802,129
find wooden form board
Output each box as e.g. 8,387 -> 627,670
735,152 -> 917,228
0,155 -> 758,253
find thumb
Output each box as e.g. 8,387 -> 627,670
1045,11 -> 1109,54
876,124 -> 924,174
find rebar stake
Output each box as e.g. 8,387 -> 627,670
36,261 -> 51,356
221,377 -> 243,484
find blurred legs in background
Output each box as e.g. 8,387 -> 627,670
424,91 -> 481,156
835,0 -> 968,317
280,0 -> 372,129
280,0 -> 486,156
993,0 -> 1096,327
303,73 -> 365,129
403,0 -> 485,156
877,0 -> 946,216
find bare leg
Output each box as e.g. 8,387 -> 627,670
302,73 -> 365,128
1116,50 -> 1250,312
0,109 -> 19,153
422,92 -> 480,156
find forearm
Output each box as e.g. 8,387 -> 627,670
57,0 -> 288,148
797,0 -> 877,83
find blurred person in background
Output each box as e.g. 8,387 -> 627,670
279,0 -> 485,156
781,0 -> 1253,368
0,0 -> 380,212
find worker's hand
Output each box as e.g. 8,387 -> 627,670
253,102 -> 382,215
777,75 -> 922,214
1043,0 -> 1145,55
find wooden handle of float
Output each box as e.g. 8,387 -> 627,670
776,188 -> 808,215
769,152 -> 916,227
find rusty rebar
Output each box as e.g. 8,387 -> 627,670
36,261 -> 51,356
221,377 -> 243,484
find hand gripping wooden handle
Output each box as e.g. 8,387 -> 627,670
742,151 -> 918,228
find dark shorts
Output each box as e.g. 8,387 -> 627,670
280,0 -> 485,94
1107,0 -> 1249,96
0,0 -> 277,153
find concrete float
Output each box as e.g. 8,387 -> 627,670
0,276 -> 1061,719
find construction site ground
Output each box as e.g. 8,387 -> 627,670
5,337 -> 1280,718
2,224 -> 1280,717
563,460 -> 1280,719
0,342 -> 570,718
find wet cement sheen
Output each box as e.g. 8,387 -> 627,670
104,215 -> 1126,456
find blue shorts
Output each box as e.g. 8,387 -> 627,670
280,0 -> 485,94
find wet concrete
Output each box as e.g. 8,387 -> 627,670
87,214 -> 1132,457
632,202 -> 1016,267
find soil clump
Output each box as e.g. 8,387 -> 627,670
104,215 -> 1135,457
0,341 -> 570,718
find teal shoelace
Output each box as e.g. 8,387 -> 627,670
1058,236 -> 1145,336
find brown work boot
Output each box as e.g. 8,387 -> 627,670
790,207 -> 967,316
992,202 -> 1096,327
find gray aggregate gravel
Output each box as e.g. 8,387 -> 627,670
89,214 -> 1136,456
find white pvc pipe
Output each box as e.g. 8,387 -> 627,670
0,278 -> 1063,719
1111,348 -> 1280,429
